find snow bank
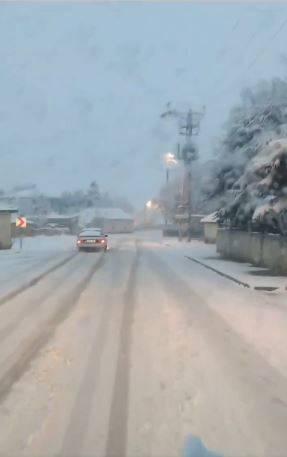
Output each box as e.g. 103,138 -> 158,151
10,234 -> 75,252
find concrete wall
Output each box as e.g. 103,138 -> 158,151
0,214 -> 12,249
204,223 -> 218,243
217,229 -> 287,273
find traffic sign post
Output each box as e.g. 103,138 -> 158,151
16,216 -> 27,251
16,217 -> 27,229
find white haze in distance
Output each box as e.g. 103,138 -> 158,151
1,2 -> 287,207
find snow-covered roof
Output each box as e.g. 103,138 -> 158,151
46,213 -> 79,220
201,212 -> 219,223
95,208 -> 133,220
79,207 -> 133,224
0,204 -> 18,213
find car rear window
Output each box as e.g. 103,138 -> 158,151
79,230 -> 102,237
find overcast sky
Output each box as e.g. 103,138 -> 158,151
1,2 -> 287,207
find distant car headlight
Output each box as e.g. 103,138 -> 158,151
101,239 -> 105,244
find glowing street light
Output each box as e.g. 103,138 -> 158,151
164,152 -> 178,166
146,199 -> 160,210
164,152 -> 178,187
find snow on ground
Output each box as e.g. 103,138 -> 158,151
1,229 -> 287,381
0,231 -> 286,456
10,235 -> 76,253
0,235 -> 76,299
3,230 -> 284,298
135,231 -> 287,380
161,235 -> 287,291
133,230 -> 287,379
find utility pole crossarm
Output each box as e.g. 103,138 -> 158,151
160,106 -> 205,138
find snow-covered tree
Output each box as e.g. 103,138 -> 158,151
205,78 -> 287,234
86,181 -> 100,206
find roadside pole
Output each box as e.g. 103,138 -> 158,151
160,106 -> 205,243
165,168 -> 169,226
16,216 -> 27,252
166,168 -> 170,184
187,165 -> 192,242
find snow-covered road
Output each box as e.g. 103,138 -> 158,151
0,235 -> 77,300
0,232 -> 286,457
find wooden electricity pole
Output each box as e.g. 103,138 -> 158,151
161,105 -> 205,241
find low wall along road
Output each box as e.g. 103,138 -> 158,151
217,229 -> 287,273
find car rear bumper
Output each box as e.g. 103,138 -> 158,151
78,244 -> 107,251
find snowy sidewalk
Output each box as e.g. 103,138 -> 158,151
163,238 -> 287,292
0,235 -> 76,300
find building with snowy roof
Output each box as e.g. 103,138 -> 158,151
0,206 -> 18,249
44,213 -> 80,234
201,212 -> 219,244
79,207 -> 134,233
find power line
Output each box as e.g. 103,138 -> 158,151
215,15 -> 242,62
208,16 -> 287,108
247,17 -> 287,70
213,28 -> 261,91
210,20 -> 273,101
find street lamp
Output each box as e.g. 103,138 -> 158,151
163,152 -> 178,226
144,200 -> 153,228
164,152 -> 177,167
164,152 -> 178,186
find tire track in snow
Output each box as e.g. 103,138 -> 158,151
0,254 -> 87,344
0,251 -> 78,308
105,242 -> 140,457
60,246 -> 127,456
144,248 -> 287,452
0,252 -> 105,404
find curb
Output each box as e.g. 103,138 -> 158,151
0,252 -> 78,307
185,256 -> 251,288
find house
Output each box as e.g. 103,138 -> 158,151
201,212 -> 219,244
45,213 -> 79,234
173,213 -> 205,238
80,207 -> 134,234
0,207 -> 18,249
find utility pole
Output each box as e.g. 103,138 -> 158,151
161,105 -> 205,241
163,152 -> 177,227
165,168 -> 169,226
